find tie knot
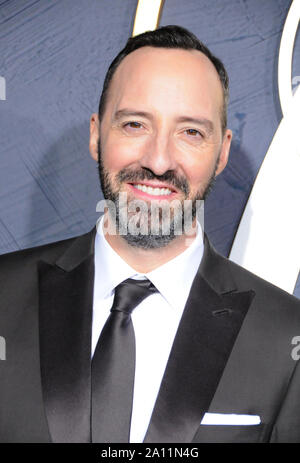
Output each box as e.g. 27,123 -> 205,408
111,278 -> 158,315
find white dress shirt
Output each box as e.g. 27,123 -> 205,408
92,216 -> 204,443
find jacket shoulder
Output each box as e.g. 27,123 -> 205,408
205,237 -> 300,314
227,254 -> 299,309
0,230 -> 90,280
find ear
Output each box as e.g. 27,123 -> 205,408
89,113 -> 100,161
215,129 -> 232,176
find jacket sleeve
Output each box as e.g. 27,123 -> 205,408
270,358 -> 300,442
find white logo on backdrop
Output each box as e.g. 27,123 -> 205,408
0,76 -> 6,100
229,0 -> 300,295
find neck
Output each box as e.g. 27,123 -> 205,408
102,214 -> 197,273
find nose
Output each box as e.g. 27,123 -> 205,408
139,132 -> 177,176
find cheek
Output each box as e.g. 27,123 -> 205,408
101,134 -> 144,172
184,156 -> 218,192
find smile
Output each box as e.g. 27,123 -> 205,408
132,183 -> 172,196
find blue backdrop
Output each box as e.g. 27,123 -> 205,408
0,0 -> 299,297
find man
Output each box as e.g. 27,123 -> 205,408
0,25 -> 300,443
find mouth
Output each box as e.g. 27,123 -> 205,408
127,181 -> 179,200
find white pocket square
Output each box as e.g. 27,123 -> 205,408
201,413 -> 261,425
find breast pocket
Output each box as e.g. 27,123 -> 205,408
192,423 -> 267,443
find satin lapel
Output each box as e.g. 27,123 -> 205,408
38,231 -> 95,443
144,237 -> 255,443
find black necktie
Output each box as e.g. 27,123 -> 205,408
91,278 -> 158,443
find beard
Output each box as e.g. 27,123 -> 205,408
97,139 -> 218,249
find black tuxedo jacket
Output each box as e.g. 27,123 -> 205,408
0,227 -> 300,443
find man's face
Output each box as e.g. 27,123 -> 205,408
90,46 -> 232,247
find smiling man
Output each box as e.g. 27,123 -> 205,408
0,25 -> 300,444
90,42 -> 231,266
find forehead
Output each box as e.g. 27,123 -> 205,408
106,46 -> 223,122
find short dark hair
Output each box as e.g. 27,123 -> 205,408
98,25 -> 229,133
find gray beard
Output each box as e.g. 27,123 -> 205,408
97,141 -> 218,249
114,195 -> 196,249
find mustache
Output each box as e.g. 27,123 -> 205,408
116,168 -> 189,195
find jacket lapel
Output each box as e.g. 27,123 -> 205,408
38,229 -> 96,443
144,235 -> 255,443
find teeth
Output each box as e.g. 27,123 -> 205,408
134,184 -> 172,196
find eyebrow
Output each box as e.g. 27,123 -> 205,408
114,109 -> 154,121
113,108 -> 214,134
176,116 -> 214,135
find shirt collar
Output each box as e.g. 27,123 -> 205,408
94,215 -> 204,311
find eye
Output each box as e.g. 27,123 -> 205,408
185,128 -> 202,137
123,121 -> 143,130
